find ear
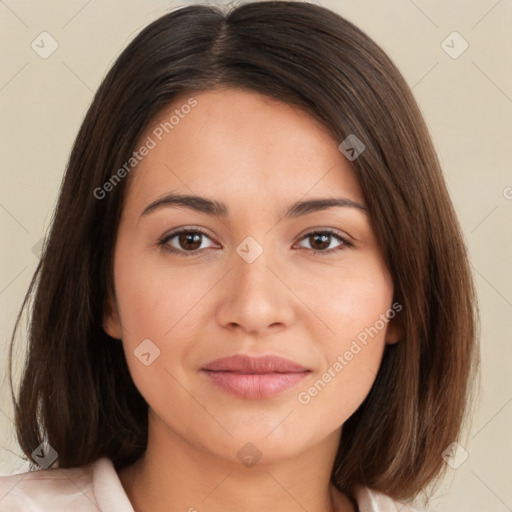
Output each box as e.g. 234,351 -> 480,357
385,310 -> 405,345
103,293 -> 123,340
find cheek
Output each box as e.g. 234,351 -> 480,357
293,260 -> 393,429
295,348 -> 384,444
113,266 -> 205,428
328,269 -> 393,381
113,246 -> 217,339
112,248 -> 220,400
300,256 -> 394,344
294,309 -> 389,442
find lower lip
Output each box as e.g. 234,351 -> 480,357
201,370 -> 310,399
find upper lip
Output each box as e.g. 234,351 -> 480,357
202,354 -> 309,374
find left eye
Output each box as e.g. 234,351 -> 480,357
295,231 -> 350,253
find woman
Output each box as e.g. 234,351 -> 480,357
2,2 -> 478,511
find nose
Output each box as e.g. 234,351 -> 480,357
215,243 -> 296,335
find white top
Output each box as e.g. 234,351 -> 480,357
0,457 -> 417,511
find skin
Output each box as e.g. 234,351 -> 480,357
104,87 -> 403,512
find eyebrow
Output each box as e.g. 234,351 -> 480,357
140,192 -> 368,219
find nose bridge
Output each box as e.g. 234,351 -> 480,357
233,234 -> 278,303
215,234 -> 294,333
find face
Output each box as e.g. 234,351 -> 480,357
104,87 -> 402,464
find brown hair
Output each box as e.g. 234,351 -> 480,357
8,0 -> 479,503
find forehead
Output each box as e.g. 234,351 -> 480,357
124,88 -> 364,213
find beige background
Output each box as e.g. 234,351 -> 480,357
1,0 -> 511,510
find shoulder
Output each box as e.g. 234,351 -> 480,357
0,461 -> 96,512
353,485 -> 420,512
0,457 -> 133,512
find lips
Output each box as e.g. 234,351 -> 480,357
201,354 -> 310,399
202,354 -> 308,373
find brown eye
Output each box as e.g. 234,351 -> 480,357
308,233 -> 331,251
296,230 -> 351,254
177,232 -> 203,251
159,229 -> 216,256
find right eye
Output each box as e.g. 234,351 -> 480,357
158,228 -> 218,256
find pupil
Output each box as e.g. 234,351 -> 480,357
180,232 -> 201,250
312,234 -> 330,250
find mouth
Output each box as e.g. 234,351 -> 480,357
201,354 -> 311,400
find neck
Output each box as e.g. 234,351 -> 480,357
118,410 -> 355,512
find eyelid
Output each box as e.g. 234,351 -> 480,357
295,226 -> 353,245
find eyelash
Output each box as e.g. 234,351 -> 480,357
157,228 -> 353,257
